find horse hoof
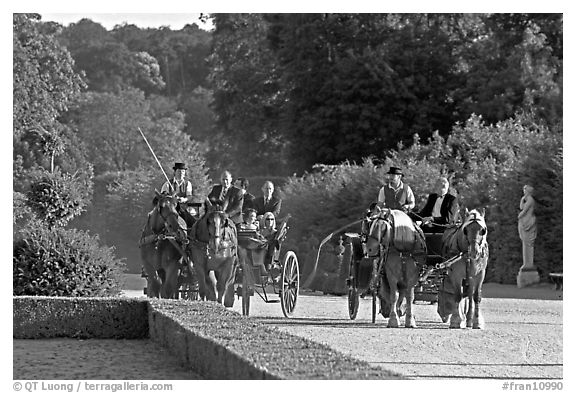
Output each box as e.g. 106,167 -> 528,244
405,316 -> 417,328
473,315 -> 485,329
449,319 -> 465,329
387,317 -> 400,328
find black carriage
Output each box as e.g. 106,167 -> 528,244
235,216 -> 300,317
342,220 -> 460,322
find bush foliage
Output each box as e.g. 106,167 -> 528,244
26,167 -> 93,228
281,113 -> 562,285
13,225 -> 126,297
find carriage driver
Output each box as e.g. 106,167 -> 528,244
160,162 -> 196,228
376,166 -> 415,212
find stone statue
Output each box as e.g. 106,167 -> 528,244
516,184 -> 539,287
518,184 -> 537,269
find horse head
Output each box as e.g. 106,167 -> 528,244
462,208 -> 488,262
205,209 -> 234,256
153,190 -> 185,241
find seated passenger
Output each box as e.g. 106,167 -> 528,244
238,208 -> 259,231
260,212 -> 277,240
416,176 -> 460,233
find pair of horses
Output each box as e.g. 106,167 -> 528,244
366,207 -> 488,329
140,192 -> 237,305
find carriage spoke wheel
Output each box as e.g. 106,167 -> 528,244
280,251 -> 299,317
346,243 -> 359,320
348,286 -> 359,320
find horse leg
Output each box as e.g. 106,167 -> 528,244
404,260 -> 418,328
465,279 -> 475,328
387,280 -> 400,328
449,277 -> 465,329
473,271 -> 486,329
222,257 -> 238,308
142,254 -> 161,298
160,258 -> 180,299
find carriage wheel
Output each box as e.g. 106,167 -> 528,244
371,292 -> 377,323
348,287 -> 360,320
241,265 -> 251,316
346,242 -> 360,320
280,251 -> 299,317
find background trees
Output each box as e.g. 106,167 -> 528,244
14,13 -> 562,283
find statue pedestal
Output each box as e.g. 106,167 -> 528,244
517,268 -> 540,288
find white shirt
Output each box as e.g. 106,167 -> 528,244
432,194 -> 446,218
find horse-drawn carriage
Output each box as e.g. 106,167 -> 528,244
235,216 -> 300,317
328,207 -> 488,328
140,191 -> 300,316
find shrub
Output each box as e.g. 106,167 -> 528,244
13,225 -> 126,297
26,167 -> 92,228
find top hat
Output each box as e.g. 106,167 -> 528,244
386,166 -> 403,176
173,162 -> 187,170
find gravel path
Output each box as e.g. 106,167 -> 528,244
13,277 -> 562,380
231,287 -> 563,379
13,339 -> 202,380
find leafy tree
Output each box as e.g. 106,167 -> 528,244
13,13 -> 86,172
208,13 -> 289,175
26,167 -> 93,229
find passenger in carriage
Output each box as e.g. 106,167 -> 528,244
376,166 -> 415,212
206,170 -> 244,225
253,181 -> 282,219
235,177 -> 255,213
238,208 -> 259,231
416,176 -> 460,233
260,211 -> 281,277
260,212 -> 277,240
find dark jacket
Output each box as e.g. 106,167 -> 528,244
252,195 -> 282,217
418,193 -> 460,225
207,185 -> 244,224
242,192 -> 256,212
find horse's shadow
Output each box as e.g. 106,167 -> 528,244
253,316 -> 449,330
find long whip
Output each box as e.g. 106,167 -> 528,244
137,126 -> 173,191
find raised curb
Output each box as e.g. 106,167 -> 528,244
13,296 -> 403,379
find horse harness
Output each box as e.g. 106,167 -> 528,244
139,204 -> 189,264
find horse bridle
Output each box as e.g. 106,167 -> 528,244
463,214 -> 487,261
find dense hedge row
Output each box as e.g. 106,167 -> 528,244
13,225 -> 126,297
13,296 -> 148,339
280,114 -> 562,285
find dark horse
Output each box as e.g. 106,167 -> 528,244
365,208 -> 427,328
438,208 -> 489,329
140,191 -> 189,298
188,207 -> 238,307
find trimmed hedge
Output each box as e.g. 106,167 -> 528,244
13,296 -> 404,380
149,300 -> 403,380
13,296 -> 148,339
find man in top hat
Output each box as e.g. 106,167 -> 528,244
416,176 -> 460,233
377,166 -> 415,212
160,162 -> 195,227
206,170 -> 244,225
